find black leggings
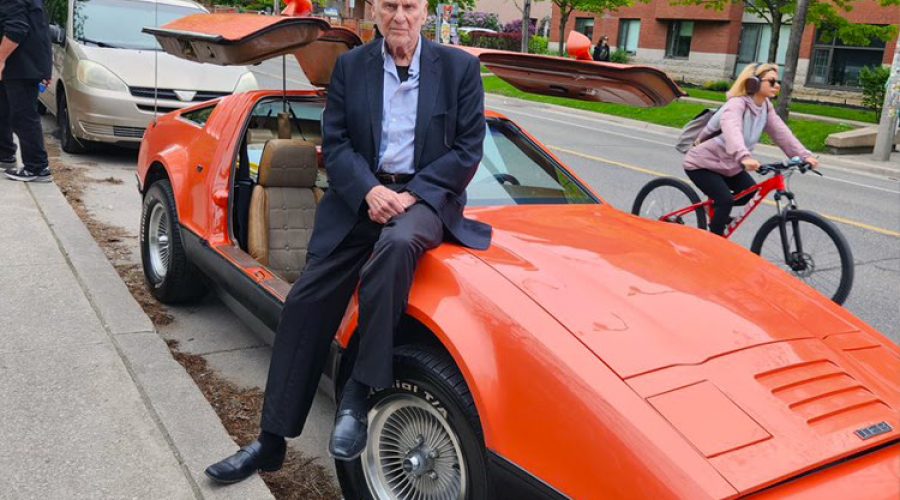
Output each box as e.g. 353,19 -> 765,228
686,169 -> 756,236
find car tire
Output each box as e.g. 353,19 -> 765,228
335,345 -> 490,500
140,180 -> 206,303
58,91 -> 88,154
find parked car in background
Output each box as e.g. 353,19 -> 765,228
458,26 -> 498,35
39,0 -> 258,153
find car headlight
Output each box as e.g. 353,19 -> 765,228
233,72 -> 258,93
76,60 -> 128,92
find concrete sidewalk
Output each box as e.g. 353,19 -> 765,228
0,177 -> 271,498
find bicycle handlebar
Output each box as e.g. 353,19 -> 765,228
757,157 -> 823,176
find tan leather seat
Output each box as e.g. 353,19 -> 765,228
247,139 -> 318,283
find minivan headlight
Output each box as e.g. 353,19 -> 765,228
76,60 -> 128,92
233,72 -> 259,93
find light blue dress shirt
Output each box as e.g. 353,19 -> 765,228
377,38 -> 422,175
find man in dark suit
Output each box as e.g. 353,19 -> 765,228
205,0 -> 489,484
0,0 -> 52,182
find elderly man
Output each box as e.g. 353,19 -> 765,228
0,0 -> 52,182
205,0 -> 489,484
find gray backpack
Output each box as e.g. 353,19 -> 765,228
675,107 -> 723,153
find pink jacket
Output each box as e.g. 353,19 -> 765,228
683,96 -> 812,177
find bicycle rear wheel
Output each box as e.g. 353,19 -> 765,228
751,209 -> 854,305
632,177 -> 708,230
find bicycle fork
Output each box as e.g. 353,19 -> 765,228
774,190 -> 811,274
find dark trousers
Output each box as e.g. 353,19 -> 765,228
686,169 -> 756,236
260,200 -> 443,437
0,79 -> 48,172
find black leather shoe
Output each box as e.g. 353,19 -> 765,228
329,409 -> 368,461
205,440 -> 286,484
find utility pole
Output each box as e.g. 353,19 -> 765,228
775,0 -> 810,121
521,0 -> 532,53
274,0 -> 280,14
872,39 -> 900,161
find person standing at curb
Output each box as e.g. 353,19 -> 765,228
0,0 -> 52,183
593,35 -> 610,62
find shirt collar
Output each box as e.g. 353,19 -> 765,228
382,35 -> 423,78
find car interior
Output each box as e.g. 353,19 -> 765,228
231,97 -> 328,283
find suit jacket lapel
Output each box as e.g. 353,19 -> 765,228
414,39 -> 440,169
366,41 -> 384,166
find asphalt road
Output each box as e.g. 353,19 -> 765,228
483,93 -> 900,344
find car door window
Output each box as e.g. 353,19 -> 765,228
467,120 -> 598,206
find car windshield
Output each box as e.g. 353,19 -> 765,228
466,119 -> 597,206
74,0 -> 204,51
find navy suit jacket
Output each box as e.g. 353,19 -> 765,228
312,37 -> 491,259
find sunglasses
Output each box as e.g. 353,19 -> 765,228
762,78 -> 782,86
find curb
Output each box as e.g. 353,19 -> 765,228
679,96 -> 874,128
484,93 -> 899,179
27,181 -> 274,500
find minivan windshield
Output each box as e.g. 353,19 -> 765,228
74,0 -> 204,50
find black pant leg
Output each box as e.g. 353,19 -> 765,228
5,80 -> 47,172
261,218 -> 380,437
725,171 -> 757,207
0,82 -> 16,162
686,169 -> 734,236
352,203 -> 444,388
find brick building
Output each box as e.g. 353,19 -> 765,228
551,1 -> 899,104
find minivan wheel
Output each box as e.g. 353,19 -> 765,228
58,92 -> 88,154
335,345 -> 490,500
140,180 -> 205,303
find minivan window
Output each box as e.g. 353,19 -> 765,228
74,0 -> 204,51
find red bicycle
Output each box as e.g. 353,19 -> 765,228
632,158 -> 854,304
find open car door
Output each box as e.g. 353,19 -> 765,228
460,31 -> 685,107
143,13 -> 362,88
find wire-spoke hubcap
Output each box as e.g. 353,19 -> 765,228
363,394 -> 466,500
148,203 -> 170,282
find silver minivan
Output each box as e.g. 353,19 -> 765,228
40,0 -> 258,152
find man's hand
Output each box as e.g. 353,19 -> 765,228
741,157 -> 761,172
366,185 -> 407,224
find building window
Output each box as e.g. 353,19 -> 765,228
666,21 -> 693,59
618,19 -> 641,54
575,17 -> 594,41
807,28 -> 886,88
733,23 -> 791,76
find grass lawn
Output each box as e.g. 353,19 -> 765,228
685,88 -> 877,124
484,76 -> 854,153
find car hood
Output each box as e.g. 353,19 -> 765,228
466,204 -> 859,378
81,46 -> 247,92
467,204 -> 900,492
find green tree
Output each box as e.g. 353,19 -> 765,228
553,0 -> 639,55
671,0 -> 898,64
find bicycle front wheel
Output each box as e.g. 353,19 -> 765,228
751,209 -> 854,305
631,177 -> 708,230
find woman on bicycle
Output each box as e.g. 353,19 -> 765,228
683,63 -> 819,236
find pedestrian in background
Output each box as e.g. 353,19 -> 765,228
593,35 -> 610,62
0,0 -> 52,182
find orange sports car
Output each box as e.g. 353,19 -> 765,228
137,13 -> 900,500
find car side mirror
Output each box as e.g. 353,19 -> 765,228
49,24 -> 65,47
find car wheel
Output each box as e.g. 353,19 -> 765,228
335,345 -> 490,500
58,91 -> 88,154
140,180 -> 206,303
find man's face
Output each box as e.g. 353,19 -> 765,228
375,0 -> 427,52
